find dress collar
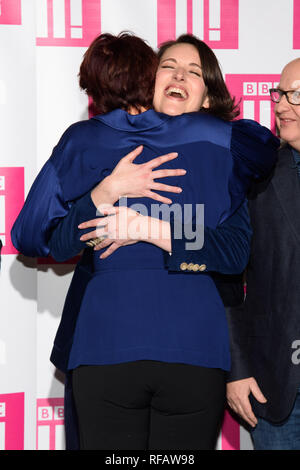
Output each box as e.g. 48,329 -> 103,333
91,108 -> 171,132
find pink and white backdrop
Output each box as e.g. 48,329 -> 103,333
0,0 -> 299,451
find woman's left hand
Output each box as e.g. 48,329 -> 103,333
78,206 -> 145,259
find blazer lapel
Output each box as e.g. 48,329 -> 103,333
271,145 -> 300,243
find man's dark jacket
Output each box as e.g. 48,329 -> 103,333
227,144 -> 300,423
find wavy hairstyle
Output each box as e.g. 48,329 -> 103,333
79,32 -> 158,114
157,34 -> 240,121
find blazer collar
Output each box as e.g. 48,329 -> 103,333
92,108 -> 171,132
272,144 -> 300,243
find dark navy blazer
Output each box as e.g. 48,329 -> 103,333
11,109 -> 279,448
11,108 -> 279,373
227,145 -> 300,423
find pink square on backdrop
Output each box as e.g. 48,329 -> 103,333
226,74 -> 281,134
221,409 -> 240,450
0,167 -> 24,255
0,393 -> 24,450
36,0 -> 101,47
0,0 -> 22,25
157,0 -> 239,49
293,0 -> 300,49
36,398 -> 64,451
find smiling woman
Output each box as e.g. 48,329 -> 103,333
154,34 -> 239,121
153,42 -> 209,115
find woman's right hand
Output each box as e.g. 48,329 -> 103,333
78,205 -> 172,257
91,145 -> 186,207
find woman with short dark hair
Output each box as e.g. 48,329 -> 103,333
79,33 -> 159,115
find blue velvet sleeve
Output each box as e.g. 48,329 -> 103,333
231,119 -> 279,178
10,121 -> 104,259
216,119 -> 279,225
11,158 -> 70,257
165,201 -> 252,275
229,119 -> 279,195
49,195 -> 252,273
48,191 -> 98,262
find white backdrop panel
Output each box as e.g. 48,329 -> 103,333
1,0 -> 299,450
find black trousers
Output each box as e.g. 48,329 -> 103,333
72,360 -> 226,450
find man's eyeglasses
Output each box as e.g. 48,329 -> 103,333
269,88 -> 300,105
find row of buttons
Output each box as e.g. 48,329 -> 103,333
180,262 -> 207,272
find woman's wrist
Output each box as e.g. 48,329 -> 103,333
90,175 -> 120,208
138,216 -> 171,252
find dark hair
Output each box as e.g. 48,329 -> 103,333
79,32 -> 159,114
158,34 -> 240,121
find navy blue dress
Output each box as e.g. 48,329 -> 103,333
12,110 -> 278,370
68,111 -> 234,373
11,109 -> 279,449
11,109 -> 278,374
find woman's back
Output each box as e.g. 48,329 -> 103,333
11,108 -> 277,374
66,109 -> 235,372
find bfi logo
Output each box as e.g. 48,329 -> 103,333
157,0 -> 239,48
36,398 -> 65,450
226,74 -> 281,133
0,393 -> 24,450
0,0 -> 22,24
36,0 -> 101,47
294,0 -> 300,49
0,168 -> 24,254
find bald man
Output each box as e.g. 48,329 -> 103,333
226,58 -> 300,450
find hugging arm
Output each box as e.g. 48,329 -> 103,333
47,143 -> 252,277
49,194 -> 252,282
48,191 -> 97,262
48,146 -> 185,261
165,200 -> 252,275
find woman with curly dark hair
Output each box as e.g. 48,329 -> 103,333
12,32 -> 278,450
